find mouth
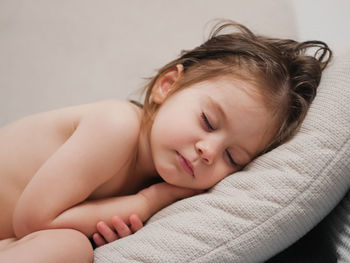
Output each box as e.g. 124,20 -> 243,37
176,151 -> 194,176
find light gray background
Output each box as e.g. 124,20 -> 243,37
0,0 -> 349,126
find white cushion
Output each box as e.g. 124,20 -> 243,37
94,54 -> 350,263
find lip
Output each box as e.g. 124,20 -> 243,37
176,151 -> 194,176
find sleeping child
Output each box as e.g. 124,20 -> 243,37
0,20 -> 331,263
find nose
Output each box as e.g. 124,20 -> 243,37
195,139 -> 220,165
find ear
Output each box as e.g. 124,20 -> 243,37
152,64 -> 184,104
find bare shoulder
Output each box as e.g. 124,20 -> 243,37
65,99 -> 143,167
0,99 -> 142,176
0,99 -> 142,142
78,99 -> 142,141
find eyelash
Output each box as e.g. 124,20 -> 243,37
226,150 -> 237,167
201,112 -> 237,167
201,112 -> 214,131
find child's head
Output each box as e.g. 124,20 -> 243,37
142,20 -> 331,151
139,20 -> 331,189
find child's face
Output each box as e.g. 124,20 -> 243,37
150,76 -> 276,190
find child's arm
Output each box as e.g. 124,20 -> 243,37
91,185 -> 203,246
12,104 -> 193,238
45,182 -> 198,237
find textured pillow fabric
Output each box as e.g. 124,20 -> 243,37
94,54 -> 350,263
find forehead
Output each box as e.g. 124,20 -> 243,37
191,76 -> 265,111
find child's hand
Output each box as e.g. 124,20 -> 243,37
92,214 -> 143,247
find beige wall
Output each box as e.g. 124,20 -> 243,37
1,0 -> 299,126
293,0 -> 350,54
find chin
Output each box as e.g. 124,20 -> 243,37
156,165 -> 178,182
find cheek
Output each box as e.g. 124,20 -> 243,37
194,162 -> 228,188
152,109 -> 195,145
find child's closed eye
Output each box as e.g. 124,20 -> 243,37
201,112 -> 215,131
226,150 -> 237,167
201,112 -> 237,167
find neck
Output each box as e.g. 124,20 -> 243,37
133,128 -> 158,183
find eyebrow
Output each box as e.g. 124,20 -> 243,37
236,147 -> 254,165
208,97 -> 227,121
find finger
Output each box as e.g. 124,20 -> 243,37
111,216 -> 132,238
92,233 -> 106,247
129,214 -> 143,233
96,221 -> 118,243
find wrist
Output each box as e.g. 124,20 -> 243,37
136,190 -> 154,220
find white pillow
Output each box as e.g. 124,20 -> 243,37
94,54 -> 350,263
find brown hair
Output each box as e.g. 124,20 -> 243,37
140,20 -> 332,153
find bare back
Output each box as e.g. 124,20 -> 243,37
0,100 -> 143,239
